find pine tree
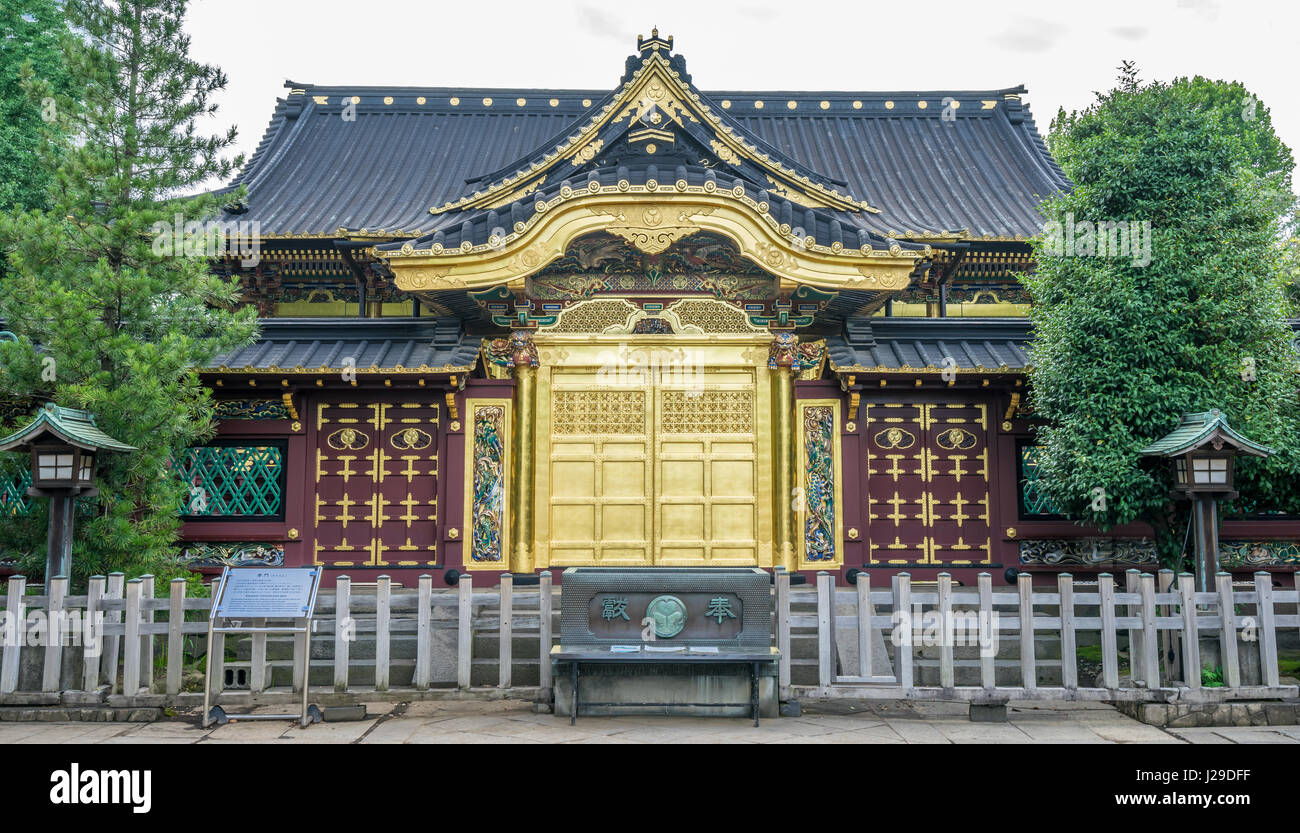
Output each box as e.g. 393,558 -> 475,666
1028,69 -> 1300,566
0,0 -> 258,582
0,0 -> 71,212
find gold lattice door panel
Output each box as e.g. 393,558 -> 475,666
314,402 -> 439,567
655,380 -> 759,565
541,369 -> 761,566
865,402 -> 991,567
547,383 -> 654,565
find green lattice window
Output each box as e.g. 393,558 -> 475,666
1018,443 -> 1065,519
174,443 -> 285,518
1,465 -> 32,516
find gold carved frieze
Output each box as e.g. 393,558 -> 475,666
589,204 -> 716,255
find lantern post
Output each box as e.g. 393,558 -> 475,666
0,404 -> 135,583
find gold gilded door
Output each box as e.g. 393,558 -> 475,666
539,364 -> 763,566
655,378 -> 759,565
547,378 -> 655,565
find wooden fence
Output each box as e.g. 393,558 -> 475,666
0,572 -> 554,703
789,569 -> 1300,703
2,568 -> 1296,707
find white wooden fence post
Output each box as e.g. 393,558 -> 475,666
895,573 -> 913,690
499,573 -> 513,688
166,578 -> 186,696
1158,569 -> 1180,684
457,574 -> 473,689
1098,573 -> 1119,689
415,574 -> 432,690
42,576 -> 67,692
1255,572 -> 1279,688
1058,573 -> 1077,690
816,571 -> 834,687
375,575 -> 391,691
938,572 -> 954,688
1017,572 -> 1036,691
977,573 -> 995,689
539,571 -> 553,693
244,615 -> 265,694
103,573 -> 124,694
1140,572 -> 1159,688
139,575 -> 155,693
1215,572 -> 1241,689
1125,569 -> 1143,687
123,579 -> 142,696
83,575 -> 106,692
776,570 -> 791,699
1178,573 -> 1200,690
333,576 -> 351,692
1,576 -> 25,694
857,572 -> 873,678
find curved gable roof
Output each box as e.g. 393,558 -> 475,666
224,39 -> 1068,242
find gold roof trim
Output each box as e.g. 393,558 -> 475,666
201,363 -> 474,376
380,187 -> 928,296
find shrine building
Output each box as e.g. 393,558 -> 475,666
164,32 -> 1299,586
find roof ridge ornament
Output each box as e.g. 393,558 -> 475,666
637,27 -> 673,55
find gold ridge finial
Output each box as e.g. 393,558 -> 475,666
637,28 -> 673,55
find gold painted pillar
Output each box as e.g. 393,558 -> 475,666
770,332 -> 799,572
507,331 -> 538,574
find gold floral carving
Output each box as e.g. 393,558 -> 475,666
588,204 -> 715,254
846,266 -> 912,291
710,139 -> 743,166
407,267 -> 452,289
571,140 -> 603,167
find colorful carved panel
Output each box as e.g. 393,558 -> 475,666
214,399 -> 292,420
865,402 -> 992,566
313,401 -> 439,567
1018,538 -> 1158,567
178,542 -> 286,567
1018,538 -> 1300,568
798,401 -> 843,567
464,400 -> 509,566
526,231 -> 777,301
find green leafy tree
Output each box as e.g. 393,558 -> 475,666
1027,68 -> 1300,566
0,0 -> 72,212
0,0 -> 258,583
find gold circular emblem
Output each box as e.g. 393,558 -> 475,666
391,427 -> 432,451
874,427 -> 916,450
936,427 -> 977,450
327,428 -> 369,451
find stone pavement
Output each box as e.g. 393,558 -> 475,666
2,699 -> 1297,743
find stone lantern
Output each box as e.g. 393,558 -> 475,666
1140,410 -> 1272,592
0,404 -> 135,582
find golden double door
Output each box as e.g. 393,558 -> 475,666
534,352 -> 772,567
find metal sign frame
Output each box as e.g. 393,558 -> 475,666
201,566 -> 324,728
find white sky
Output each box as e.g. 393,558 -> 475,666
185,0 -> 1300,181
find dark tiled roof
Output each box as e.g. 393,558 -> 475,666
203,318 -> 478,373
827,317 -> 1033,372
223,64 -> 1066,239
